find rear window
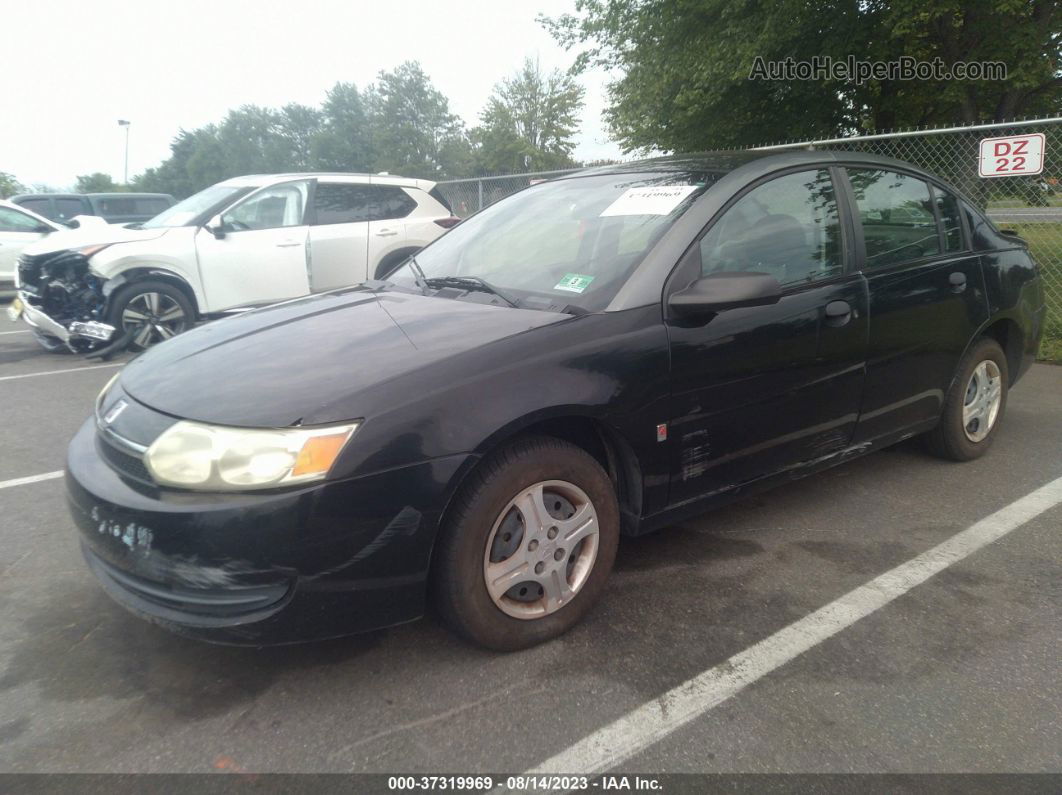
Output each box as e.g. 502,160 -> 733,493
428,186 -> 452,213
372,186 -> 417,221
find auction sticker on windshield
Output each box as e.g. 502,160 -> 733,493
600,185 -> 698,217
554,273 -> 595,293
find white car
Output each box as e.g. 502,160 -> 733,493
0,200 -> 63,297
13,173 -> 457,352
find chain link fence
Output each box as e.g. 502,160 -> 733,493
435,117 -> 1062,355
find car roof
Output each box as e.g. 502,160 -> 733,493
84,192 -> 175,200
215,170 -> 435,191
218,172 -> 437,191
563,149 -> 928,180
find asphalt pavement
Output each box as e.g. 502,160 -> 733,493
0,324 -> 1059,777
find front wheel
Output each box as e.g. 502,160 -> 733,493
924,337 -> 1008,461
433,436 -> 619,651
105,281 -> 194,351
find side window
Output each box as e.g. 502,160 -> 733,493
698,169 -> 843,286
847,169 -> 941,268
313,183 -> 373,225
0,207 -> 46,232
55,198 -> 88,221
223,181 -> 309,231
372,186 -> 417,221
96,197 -> 136,218
934,187 -> 964,252
18,198 -> 52,219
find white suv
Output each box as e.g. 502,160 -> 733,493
13,173 -> 457,353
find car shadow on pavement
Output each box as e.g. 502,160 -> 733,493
0,581 -> 387,721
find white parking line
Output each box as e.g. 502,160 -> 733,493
526,474 -> 1062,776
0,329 -> 31,335
0,363 -> 122,383
0,471 -> 63,490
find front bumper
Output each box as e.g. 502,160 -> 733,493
18,290 -> 72,341
66,417 -> 471,644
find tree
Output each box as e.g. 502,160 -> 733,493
311,82 -> 374,172
544,0 -> 1061,152
75,173 -> 121,193
367,61 -> 465,177
0,172 -> 24,199
474,58 -> 585,172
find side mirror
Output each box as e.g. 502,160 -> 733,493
205,214 -> 226,239
668,271 -> 782,318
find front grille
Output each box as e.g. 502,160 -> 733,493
97,434 -> 154,485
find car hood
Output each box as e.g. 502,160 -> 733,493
21,224 -> 173,256
120,288 -> 569,427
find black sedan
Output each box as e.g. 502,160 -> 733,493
68,151 -> 1045,650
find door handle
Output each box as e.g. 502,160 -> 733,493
376,229 -> 398,237
276,241 -> 302,248
948,271 -> 967,292
824,300 -> 852,326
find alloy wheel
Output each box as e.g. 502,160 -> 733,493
121,291 -> 187,349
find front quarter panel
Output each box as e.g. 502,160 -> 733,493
90,228 -> 205,309
326,305 -> 672,514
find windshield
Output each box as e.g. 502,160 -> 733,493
388,171 -> 716,312
141,184 -> 251,229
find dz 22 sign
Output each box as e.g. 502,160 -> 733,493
978,133 -> 1045,178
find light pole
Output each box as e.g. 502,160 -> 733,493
117,120 -> 131,184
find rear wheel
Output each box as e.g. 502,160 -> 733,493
433,436 -> 619,651
924,337 -> 1008,461
105,281 -> 193,351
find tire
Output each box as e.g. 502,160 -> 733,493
30,328 -> 71,354
432,435 -> 620,651
105,280 -> 194,352
924,337 -> 1008,461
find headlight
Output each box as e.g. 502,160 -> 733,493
96,371 -> 121,414
144,420 -> 359,491
76,243 -> 113,258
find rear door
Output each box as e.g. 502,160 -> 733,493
666,167 -> 869,504
367,184 -> 420,277
842,168 -> 989,444
307,180 -> 372,291
195,180 -> 311,311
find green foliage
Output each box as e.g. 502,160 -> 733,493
474,58 -> 586,173
543,0 -> 1061,152
0,171 -> 25,199
132,60 -> 551,197
75,172 -> 121,193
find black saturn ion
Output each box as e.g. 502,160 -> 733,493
69,151 -> 1045,650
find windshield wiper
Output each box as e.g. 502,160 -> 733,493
406,256 -> 431,295
422,275 -> 520,308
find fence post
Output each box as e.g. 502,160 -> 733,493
477,179 -> 483,212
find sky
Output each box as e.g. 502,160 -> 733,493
2,0 -> 622,189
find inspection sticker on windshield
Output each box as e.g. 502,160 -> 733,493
599,185 -> 698,217
554,273 -> 595,293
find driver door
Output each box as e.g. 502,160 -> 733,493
195,180 -> 311,311
666,168 -> 868,504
